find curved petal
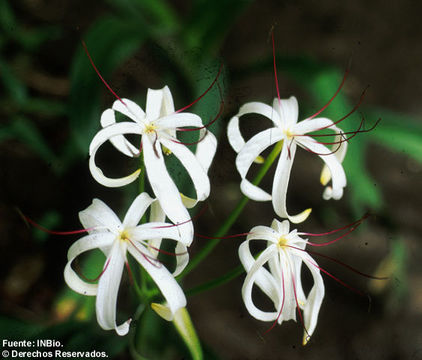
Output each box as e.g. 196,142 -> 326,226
238,101 -> 281,128
161,86 -> 175,115
96,241 -> 129,335
89,122 -> 142,156
296,137 -> 347,200
156,113 -> 203,130
271,219 -> 290,235
293,117 -> 334,135
173,242 -> 189,276
143,135 -> 193,245
79,199 -> 122,234
300,252 -> 325,345
123,193 -> 154,228
148,200 -> 166,257
64,233 -> 114,296
88,122 -> 143,188
273,96 -> 299,127
129,243 -> 186,318
146,88 -> 164,120
236,128 -> 283,201
100,109 -> 139,157
272,142 -> 312,223
241,244 -> 280,322
195,129 -> 217,173
130,222 -> 182,243
112,98 -> 145,124
160,137 -> 210,203
227,115 -> 244,153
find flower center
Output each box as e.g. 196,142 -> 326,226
144,123 -> 157,134
118,230 -> 130,242
277,236 -> 289,248
283,128 -> 295,139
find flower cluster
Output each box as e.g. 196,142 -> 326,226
62,36 -> 371,345
65,86 -> 216,335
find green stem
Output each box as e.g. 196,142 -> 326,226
179,140 -> 283,279
186,264 -> 244,297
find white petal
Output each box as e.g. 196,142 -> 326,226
272,142 -> 312,223
195,129 -> 217,173
173,242 -> 189,276
89,122 -> 142,156
156,113 -> 203,129
123,193 -> 154,228
293,117 -> 335,135
300,252 -> 325,344
100,109 -> 139,157
88,122 -> 143,188
64,233 -> 114,296
271,219 -> 290,235
238,101 -> 282,128
112,98 -> 145,124
128,243 -> 186,318
161,86 -> 175,115
297,137 -> 347,200
148,200 -> 166,257
143,135 -> 193,245
227,115 -> 245,153
130,222 -> 182,243
236,128 -> 283,201
79,199 -> 122,234
146,88 -> 164,120
273,96 -> 299,127
96,241 -> 129,335
241,244 -> 280,321
160,137 -> 210,203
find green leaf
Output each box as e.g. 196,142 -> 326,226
68,16 -> 148,154
10,116 -> 58,165
365,107 -> 422,163
172,308 -> 203,360
183,0 -> 253,53
0,58 -> 28,104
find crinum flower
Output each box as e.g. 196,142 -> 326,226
239,219 -> 324,345
89,86 -> 217,244
64,193 -> 189,335
227,96 -> 347,223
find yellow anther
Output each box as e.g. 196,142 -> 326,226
254,155 -> 265,164
162,145 -> 172,155
144,123 -> 157,134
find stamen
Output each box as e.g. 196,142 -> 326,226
291,273 -> 309,339
176,82 -> 225,133
128,238 -> 162,268
271,30 -> 281,106
175,63 -> 224,114
125,261 -> 134,285
306,68 -> 349,120
146,243 -> 188,257
170,131 -> 208,146
75,258 -> 111,283
81,40 -> 126,106
265,268 -> 285,334
151,204 -> 208,229
22,214 -> 94,235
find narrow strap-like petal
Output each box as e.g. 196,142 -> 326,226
241,244 -> 280,322
273,96 -> 299,127
96,241 -> 129,335
112,98 -> 145,124
64,233 -> 114,296
148,200 -> 166,257
130,222 -> 182,243
100,109 -> 139,157
195,129 -> 217,173
272,142 -> 312,223
161,86 -> 175,114
160,137 -> 210,204
227,116 -> 244,153
300,252 -> 325,344
173,242 -> 189,276
296,137 -> 347,200
129,243 -> 186,318
238,101 -> 282,128
236,128 -> 283,201
79,199 -> 122,234
123,193 -> 154,228
146,88 -> 164,120
156,113 -> 203,129
143,135 -> 193,245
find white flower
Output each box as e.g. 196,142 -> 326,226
64,193 -> 188,335
228,96 -> 347,223
89,86 -> 217,244
239,219 -> 324,345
